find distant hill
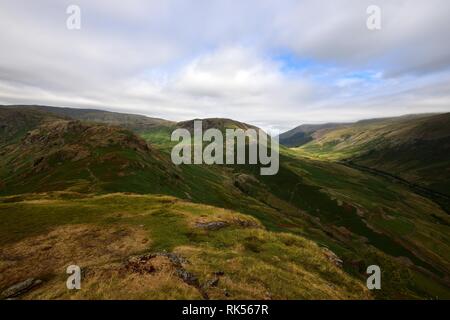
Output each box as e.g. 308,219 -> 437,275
279,114 -> 440,148
287,113 -> 450,196
177,117 -> 261,133
0,107 -> 65,147
0,111 -> 182,196
279,122 -> 347,147
0,105 -> 175,134
1,105 -> 263,134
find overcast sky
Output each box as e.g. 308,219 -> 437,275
1,0 -> 450,132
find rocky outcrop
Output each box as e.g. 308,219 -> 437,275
125,252 -> 208,299
125,252 -> 189,273
194,218 -> 260,231
1,278 -> 42,299
321,247 -> 343,268
233,173 -> 260,195
195,221 -> 228,230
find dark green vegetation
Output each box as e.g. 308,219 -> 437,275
1,105 -> 449,299
0,116 -> 181,197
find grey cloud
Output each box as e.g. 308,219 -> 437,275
0,0 -> 449,130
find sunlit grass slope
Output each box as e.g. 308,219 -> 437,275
0,193 -> 370,300
294,113 -> 450,196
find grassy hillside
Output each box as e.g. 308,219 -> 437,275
0,107 -> 64,147
289,113 -> 450,196
0,118 -> 184,197
231,152 -> 450,299
279,123 -> 347,147
178,118 -> 260,133
1,106 -> 449,299
0,105 -> 175,134
141,120 -> 450,299
0,193 -> 370,300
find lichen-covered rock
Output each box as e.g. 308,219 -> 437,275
195,221 -> 228,230
1,278 -> 42,299
321,247 -> 343,268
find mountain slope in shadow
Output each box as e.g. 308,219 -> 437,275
0,113 -> 183,196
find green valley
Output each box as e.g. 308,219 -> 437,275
1,105 -> 449,300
